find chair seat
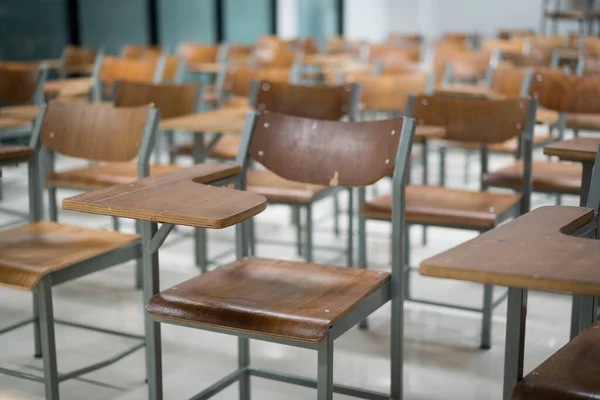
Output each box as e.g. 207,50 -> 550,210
247,170 -> 329,204
360,185 -> 522,229
146,257 -> 390,342
0,116 -> 31,130
483,161 -> 581,194
438,135 -> 556,152
566,113 -> 600,131
0,221 -> 138,290
47,162 -> 182,191
536,108 -> 559,125
211,136 -> 241,159
512,322 -> 600,400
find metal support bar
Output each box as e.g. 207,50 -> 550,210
58,341 -> 145,382
249,368 -> 389,400
148,223 -> 175,253
0,366 -> 44,383
54,319 -> 144,340
189,368 -> 246,400
0,318 -> 34,335
503,288 -> 528,400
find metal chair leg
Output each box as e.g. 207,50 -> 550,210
404,226 -> 411,299
305,204 -> 313,263
112,216 -> 120,231
481,284 -> 493,349
196,228 -> 208,273
439,147 -> 446,186
246,218 -> 256,257
48,187 -> 58,221
574,129 -> 580,138
165,131 -> 176,165
37,276 -> 59,400
358,188 -> 368,330
347,189 -> 353,267
317,331 -> 333,400
135,220 -> 143,289
294,206 -> 302,257
463,150 -> 472,185
32,291 -> 42,358
239,338 -> 251,400
333,195 -> 340,237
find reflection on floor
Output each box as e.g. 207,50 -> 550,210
0,140 -> 580,399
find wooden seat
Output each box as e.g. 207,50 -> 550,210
147,257 -> 390,342
247,170 -> 329,204
483,161 -> 582,194
439,134 -> 557,152
46,162 -> 182,191
0,145 -> 32,161
566,113 -> 600,131
512,321 -> 600,400
361,185 -> 521,229
537,108 -> 560,125
0,116 -> 31,130
0,221 -> 138,290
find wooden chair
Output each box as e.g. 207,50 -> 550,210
434,42 -> 491,84
168,65 -> 294,163
121,44 -> 162,59
437,63 -> 560,186
91,54 -> 161,100
59,45 -> 100,77
327,36 -> 363,55
498,29 -> 535,40
143,111 -> 417,400
359,94 -> 537,349
387,33 -> 424,47
177,41 -> 220,64
0,101 -> 159,399
256,46 -> 298,69
45,81 -> 199,248
484,69 -> 598,204
245,81 -> 361,263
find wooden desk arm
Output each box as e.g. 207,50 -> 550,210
63,163 -> 266,229
0,145 -> 34,166
419,206 -> 600,296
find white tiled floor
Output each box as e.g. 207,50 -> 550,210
0,139 -> 581,399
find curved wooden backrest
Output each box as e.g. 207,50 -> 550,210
250,112 -> 408,186
502,51 -> 553,67
226,44 -> 255,62
345,72 -> 430,111
434,43 -> 490,81
387,33 -> 423,47
256,47 -> 296,68
98,56 -> 158,92
155,55 -> 183,82
222,65 -> 290,97
526,68 -> 600,113
368,44 -> 421,63
39,100 -> 155,162
177,42 -> 219,63
409,94 -> 531,144
254,81 -> 357,120
114,81 -> 198,119
0,65 -> 42,105
442,32 -> 475,48
491,63 -> 530,97
526,35 -> 565,52
62,45 -> 98,67
121,44 -> 162,59
481,39 -> 525,55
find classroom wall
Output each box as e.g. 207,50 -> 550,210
78,0 -> 149,54
157,0 -> 216,52
0,0 -> 69,60
224,0 -> 272,44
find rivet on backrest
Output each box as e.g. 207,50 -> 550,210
257,103 -> 265,112
536,74 -> 543,82
262,83 -> 270,91
258,150 -> 264,156
391,130 -> 396,135
385,159 -> 390,164
516,123 -> 522,129
49,132 -> 55,138
421,99 -> 428,106
263,122 -> 269,128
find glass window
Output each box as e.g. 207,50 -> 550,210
223,0 -> 272,44
158,0 -> 216,52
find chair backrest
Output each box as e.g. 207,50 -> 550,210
256,47 -> 297,69
408,94 -> 535,145
367,44 -> 421,64
218,65 -> 291,98
387,33 -> 423,47
114,81 -> 199,119
252,81 -> 360,121
488,63 -> 532,97
434,43 -> 490,82
528,68 -> 600,113
224,44 -> 255,63
121,44 -> 162,59
501,50 -> 554,68
245,112 -> 414,187
62,45 -> 98,68
34,100 -> 158,163
154,55 -> 185,82
498,29 -> 535,40
525,35 -> 565,53
585,146 -> 600,213
345,71 -> 432,112
481,39 -> 525,56
177,42 -> 219,63
94,55 -> 159,99
0,64 -> 46,105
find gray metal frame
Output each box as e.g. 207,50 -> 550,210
0,103 -> 159,399
359,94 -> 537,349
140,112 -> 417,399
